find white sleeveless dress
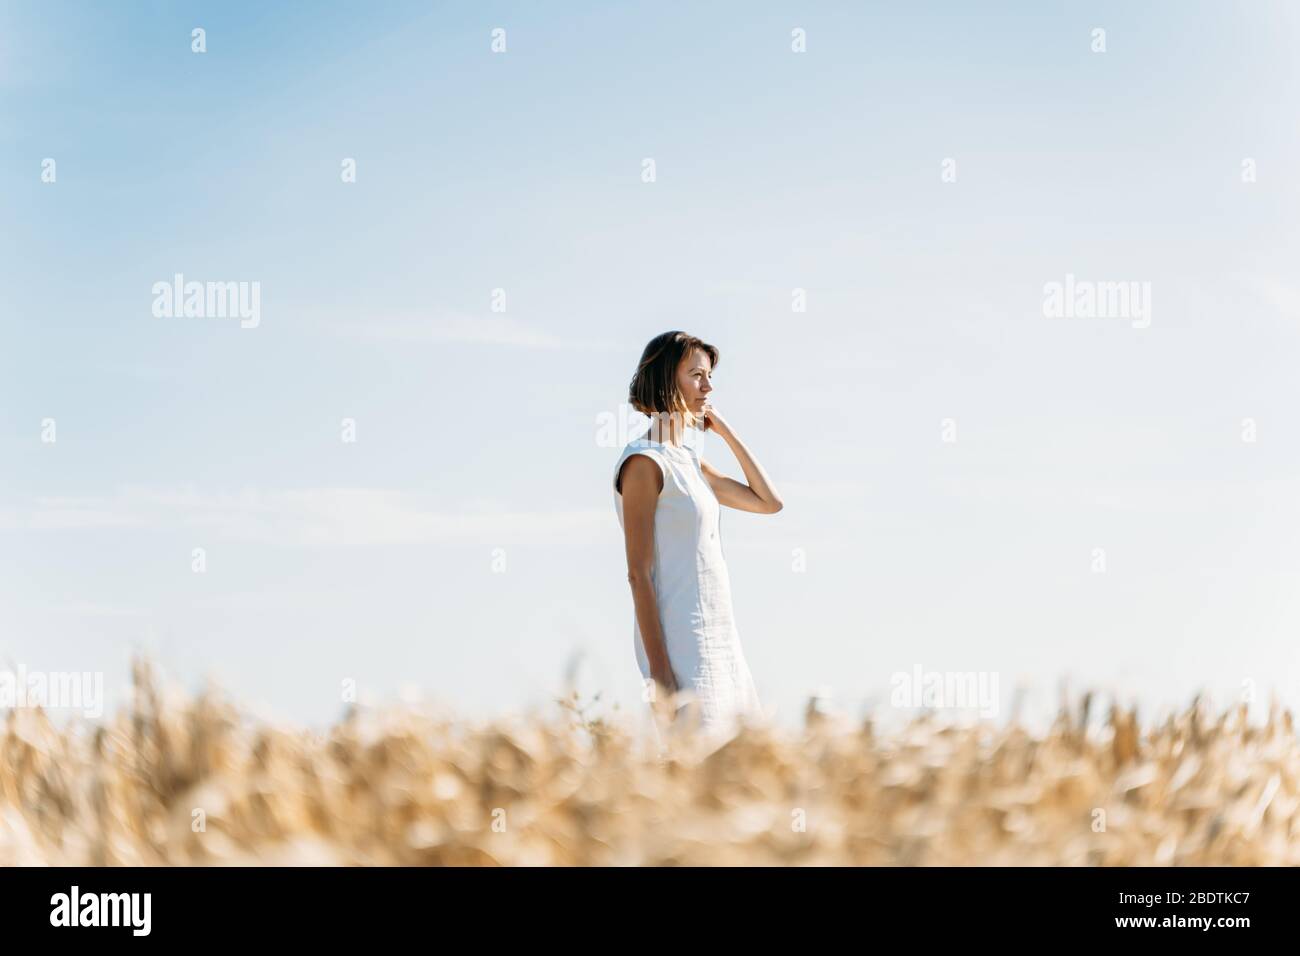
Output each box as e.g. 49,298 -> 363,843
612,432 -> 762,739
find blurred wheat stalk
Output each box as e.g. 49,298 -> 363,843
1,658 -> 1297,865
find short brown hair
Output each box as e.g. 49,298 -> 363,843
627,331 -> 719,421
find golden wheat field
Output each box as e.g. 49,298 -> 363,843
1,659 -> 1298,866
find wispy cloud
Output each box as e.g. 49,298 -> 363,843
5,486 -> 610,546
1231,272 -> 1300,320
45,600 -> 152,618
332,312 -> 619,350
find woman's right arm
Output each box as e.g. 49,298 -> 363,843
619,455 -> 678,698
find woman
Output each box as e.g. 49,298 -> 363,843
612,331 -> 784,742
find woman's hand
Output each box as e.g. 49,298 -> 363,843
696,405 -> 786,515
648,667 -> 680,726
651,664 -> 679,699
699,402 -> 732,439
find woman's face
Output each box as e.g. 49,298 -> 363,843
676,347 -> 714,421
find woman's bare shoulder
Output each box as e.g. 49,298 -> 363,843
616,450 -> 665,495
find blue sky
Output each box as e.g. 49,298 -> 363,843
3,1 -> 1300,731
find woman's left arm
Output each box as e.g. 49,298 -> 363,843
698,406 -> 784,515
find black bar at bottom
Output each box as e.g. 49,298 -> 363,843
0,865 -> 1279,941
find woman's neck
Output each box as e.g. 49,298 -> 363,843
645,414 -> 691,446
